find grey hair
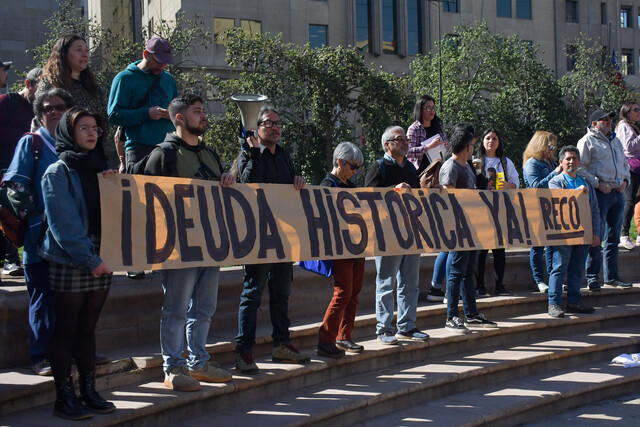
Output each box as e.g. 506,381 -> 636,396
380,125 -> 405,151
258,104 -> 280,124
32,87 -> 74,120
333,141 -> 364,168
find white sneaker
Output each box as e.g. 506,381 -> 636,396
619,236 -> 635,250
636,236 -> 640,247
537,282 -> 549,293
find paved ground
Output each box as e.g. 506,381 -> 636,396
526,392 -> 640,426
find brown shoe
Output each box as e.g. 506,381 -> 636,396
164,366 -> 201,391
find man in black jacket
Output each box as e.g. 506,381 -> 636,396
144,94 -> 234,391
234,105 -> 309,375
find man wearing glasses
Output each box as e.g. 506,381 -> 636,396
364,126 -> 429,345
577,108 -> 631,291
234,105 -> 309,375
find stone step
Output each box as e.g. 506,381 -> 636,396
3,247 -> 639,369
1,296 -> 638,425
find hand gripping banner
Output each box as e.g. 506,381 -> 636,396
98,174 -> 592,271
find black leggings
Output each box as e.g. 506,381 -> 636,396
622,170 -> 640,236
476,248 -> 505,288
49,289 -> 109,381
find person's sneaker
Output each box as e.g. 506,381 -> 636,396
548,304 -> 565,318
495,285 -> 509,296
476,285 -> 489,297
377,331 -> 399,345
445,317 -> 469,334
604,279 -> 632,289
566,302 -> 595,314
2,262 -> 23,276
317,340 -> 345,358
427,287 -> 445,302
636,236 -> 640,246
335,340 -> 364,353
163,366 -> 201,391
465,313 -> 498,328
619,236 -> 635,250
396,328 -> 429,341
189,361 -> 232,383
235,352 -> 259,375
537,282 -> 549,293
587,282 -> 601,292
272,344 -> 311,364
31,359 -> 52,376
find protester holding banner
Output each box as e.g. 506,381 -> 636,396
406,95 -> 448,174
365,125 -> 429,345
143,94 -> 234,391
4,88 -> 73,376
40,107 -> 115,420
317,142 -> 366,358
615,101 -> 640,250
547,146 -> 601,318
578,109 -> 631,291
235,105 -> 309,374
475,128 -> 519,297
440,128 -> 497,333
522,131 -> 562,293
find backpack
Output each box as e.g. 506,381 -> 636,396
0,133 -> 44,247
419,159 -> 442,189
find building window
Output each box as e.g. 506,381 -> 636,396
407,0 -> 422,56
621,50 -> 633,74
240,19 -> 262,36
309,24 -> 327,48
381,0 -> 396,54
516,0 -> 531,19
621,6 -> 632,28
442,0 -> 458,13
355,0 -> 371,53
601,3 -> 607,24
442,34 -> 460,52
566,1 -> 578,23
566,44 -> 576,71
497,0 -> 511,18
213,18 -> 235,44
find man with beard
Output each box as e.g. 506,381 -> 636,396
108,36 -> 178,173
234,105 -> 309,375
144,94 -> 234,391
364,125 -> 429,345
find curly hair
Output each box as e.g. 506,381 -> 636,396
522,130 -> 558,167
42,34 -> 100,96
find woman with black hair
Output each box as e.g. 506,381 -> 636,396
475,128 -> 519,296
40,107 -> 115,420
406,95 -> 448,174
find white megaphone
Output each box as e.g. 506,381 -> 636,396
231,94 -> 268,135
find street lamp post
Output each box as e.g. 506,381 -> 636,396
428,0 -> 444,113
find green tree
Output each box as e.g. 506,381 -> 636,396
411,20 -> 572,169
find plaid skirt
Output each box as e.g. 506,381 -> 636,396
48,235 -> 112,292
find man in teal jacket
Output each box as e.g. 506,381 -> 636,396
107,36 -> 178,173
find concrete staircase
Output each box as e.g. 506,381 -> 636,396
0,249 -> 638,426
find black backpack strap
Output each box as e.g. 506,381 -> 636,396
500,156 -> 509,182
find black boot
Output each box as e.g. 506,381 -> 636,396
79,371 -> 116,414
317,338 -> 345,358
53,377 -> 93,420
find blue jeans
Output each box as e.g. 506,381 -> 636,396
586,191 -> 624,284
446,250 -> 479,319
160,266 -> 220,372
236,262 -> 292,353
25,261 -> 55,365
430,252 -> 448,289
530,246 -> 552,284
374,254 -> 420,335
549,245 -> 588,306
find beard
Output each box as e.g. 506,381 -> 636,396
185,120 -> 206,137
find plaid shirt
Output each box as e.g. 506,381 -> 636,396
406,120 -> 447,169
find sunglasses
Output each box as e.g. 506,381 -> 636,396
42,104 -> 67,114
342,160 -> 360,171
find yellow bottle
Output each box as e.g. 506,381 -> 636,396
496,172 -> 505,190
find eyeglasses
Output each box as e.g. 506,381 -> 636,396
548,145 -> 556,150
422,105 -> 436,112
387,137 -> 408,144
342,160 -> 360,171
259,120 -> 283,129
78,125 -> 103,136
42,104 -> 67,114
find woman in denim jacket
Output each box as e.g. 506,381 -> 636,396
522,131 -> 563,293
40,107 -> 115,421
